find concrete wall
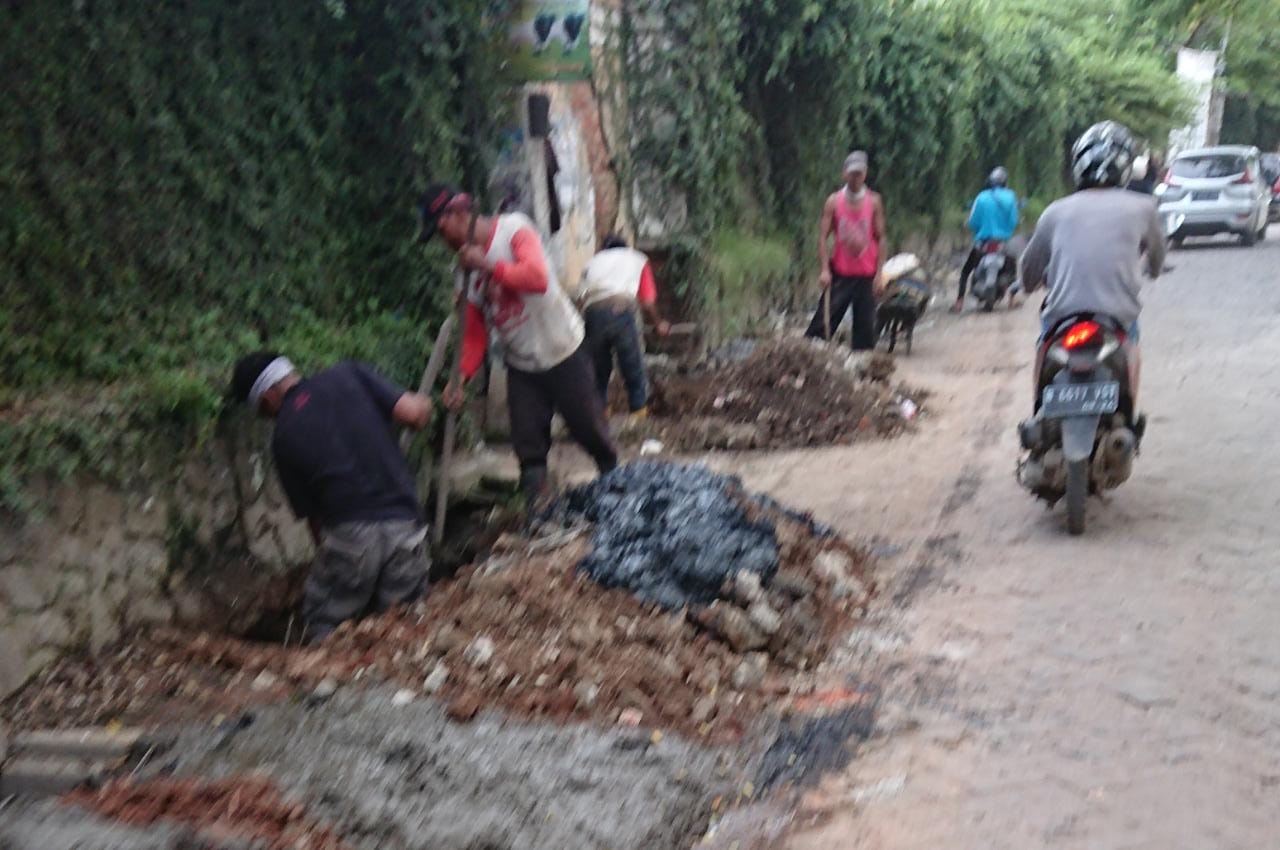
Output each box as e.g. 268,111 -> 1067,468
488,0 -> 636,295
0,425 -> 312,700
1170,47 -> 1221,155
489,82 -> 613,298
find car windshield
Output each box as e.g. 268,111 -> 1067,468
1171,155 -> 1246,179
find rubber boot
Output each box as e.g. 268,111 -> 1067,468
519,464 -> 549,504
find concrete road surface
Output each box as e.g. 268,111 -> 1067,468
720,227 -> 1280,848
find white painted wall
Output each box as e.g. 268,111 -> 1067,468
1169,48 -> 1220,155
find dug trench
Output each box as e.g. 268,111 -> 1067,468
0,344 -> 923,850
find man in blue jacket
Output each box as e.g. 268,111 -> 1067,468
954,167 -> 1020,312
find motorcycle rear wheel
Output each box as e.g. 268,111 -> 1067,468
1066,459 -> 1088,535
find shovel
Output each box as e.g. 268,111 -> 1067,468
399,314 -> 456,454
433,209 -> 482,547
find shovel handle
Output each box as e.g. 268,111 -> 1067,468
400,314 -> 456,454
433,209 -> 483,547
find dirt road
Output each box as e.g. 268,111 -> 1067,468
720,228 -> 1280,848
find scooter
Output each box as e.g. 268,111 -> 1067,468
1017,316 -> 1140,535
970,240 -> 1018,312
1016,214 -> 1178,535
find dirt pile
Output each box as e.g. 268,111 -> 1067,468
65,775 -> 351,850
626,338 -> 924,451
5,465 -> 871,741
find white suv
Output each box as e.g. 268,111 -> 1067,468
1156,145 -> 1271,247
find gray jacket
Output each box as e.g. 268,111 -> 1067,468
1020,188 -> 1165,329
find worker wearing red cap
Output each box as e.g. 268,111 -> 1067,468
418,183 -> 618,499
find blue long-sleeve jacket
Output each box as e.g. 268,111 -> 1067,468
968,187 -> 1020,242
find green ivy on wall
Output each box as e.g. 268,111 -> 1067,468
1,0 -> 516,511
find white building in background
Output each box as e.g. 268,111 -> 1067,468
1169,47 -> 1221,154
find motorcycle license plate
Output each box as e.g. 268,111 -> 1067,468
1041,382 -> 1120,418
1191,190 -> 1219,201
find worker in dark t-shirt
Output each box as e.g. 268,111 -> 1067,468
231,352 -> 434,642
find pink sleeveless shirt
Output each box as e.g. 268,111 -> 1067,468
831,191 -> 880,278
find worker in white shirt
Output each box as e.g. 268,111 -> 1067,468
578,235 -> 671,416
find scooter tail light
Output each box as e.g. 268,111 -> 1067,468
1061,321 -> 1101,350
1234,170 -> 1253,185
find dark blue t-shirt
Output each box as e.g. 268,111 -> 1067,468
271,361 -> 420,528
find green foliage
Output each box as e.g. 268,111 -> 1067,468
1,0 -> 514,510
617,0 -> 756,235
702,230 -> 794,342
1135,0 -> 1280,151
1131,0 -> 1280,108
619,0 -> 1194,309
1221,94 -> 1280,150
2,1 -> 514,384
0,399 -> 163,515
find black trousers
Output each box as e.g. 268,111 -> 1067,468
584,304 -> 647,412
958,247 -> 983,298
508,343 -> 619,498
805,274 -> 878,351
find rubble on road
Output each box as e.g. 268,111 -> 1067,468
65,775 -> 352,850
545,463 -> 782,609
3,464 -> 872,742
618,337 -> 926,452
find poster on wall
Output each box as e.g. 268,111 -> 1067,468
507,1 -> 591,82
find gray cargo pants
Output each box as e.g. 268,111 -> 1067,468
302,519 -> 430,643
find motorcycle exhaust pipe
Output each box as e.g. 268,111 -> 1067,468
1020,447 -> 1066,491
1092,427 -> 1136,490
1019,455 -> 1045,490
1019,419 -> 1043,451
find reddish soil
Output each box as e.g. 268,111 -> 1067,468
66,775 -> 352,850
4,511 -> 872,743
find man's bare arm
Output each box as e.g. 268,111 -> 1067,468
1019,226 -> 1051,294
817,195 -> 836,280
873,194 -> 887,286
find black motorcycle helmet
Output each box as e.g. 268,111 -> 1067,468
1071,121 -> 1136,190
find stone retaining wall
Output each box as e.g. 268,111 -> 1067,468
0,425 -> 311,700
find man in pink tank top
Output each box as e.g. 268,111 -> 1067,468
807,150 -> 887,350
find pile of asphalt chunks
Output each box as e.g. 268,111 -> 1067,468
545,463 -> 793,608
